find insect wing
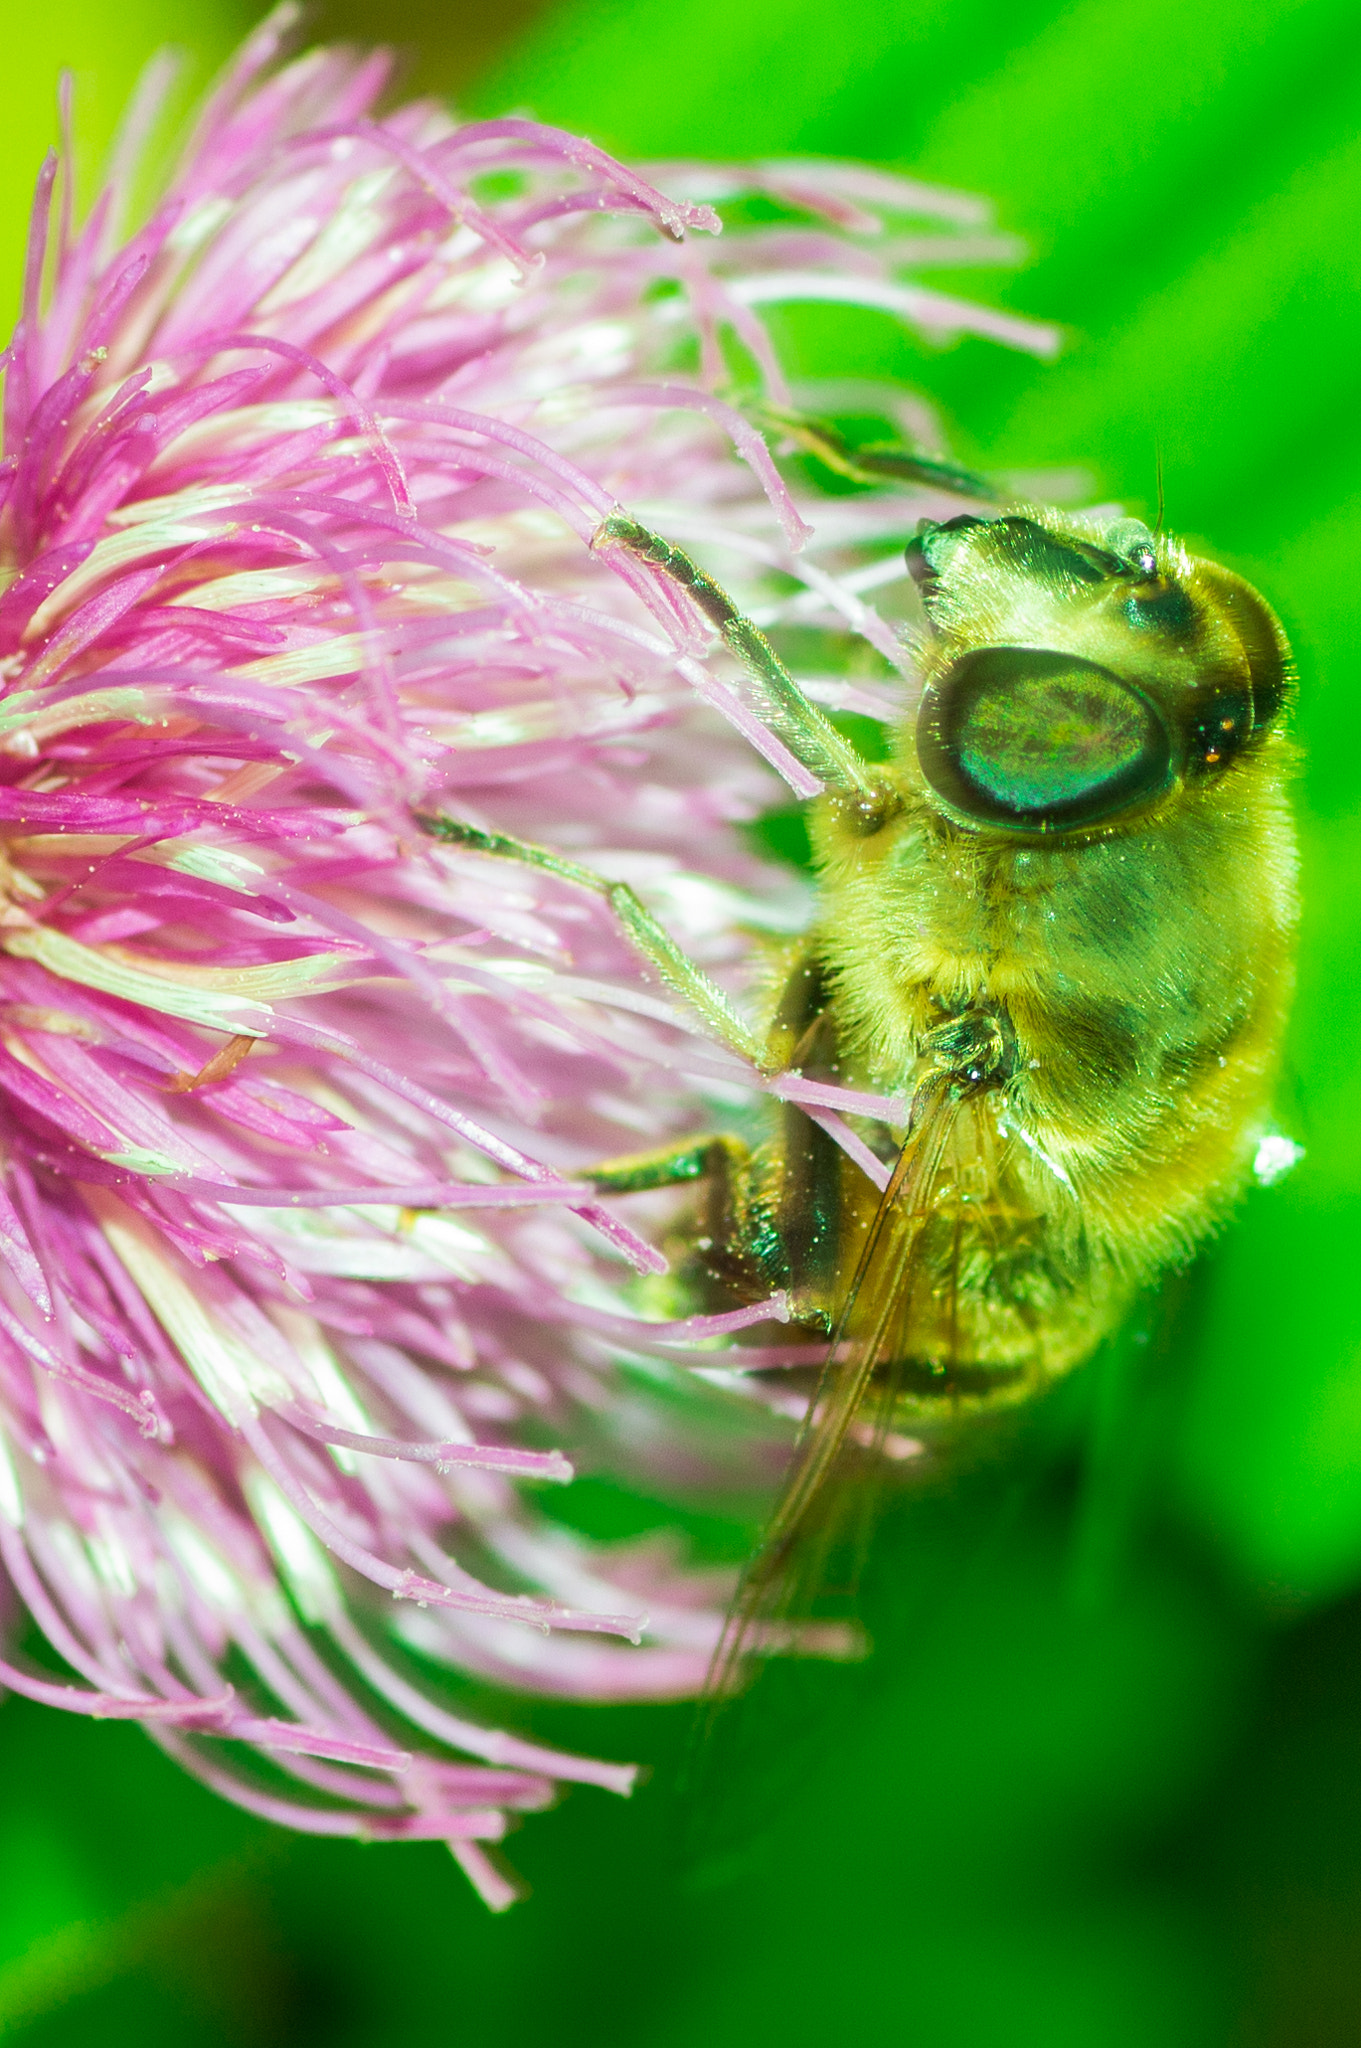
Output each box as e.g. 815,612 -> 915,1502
706,1076 -> 968,1698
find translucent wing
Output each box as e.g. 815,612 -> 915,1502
706,1072 -> 972,1700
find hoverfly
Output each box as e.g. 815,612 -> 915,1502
421,443 -> 1299,1674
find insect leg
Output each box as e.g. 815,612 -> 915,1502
594,513 -> 890,814
587,1133 -> 748,1195
753,405 -> 995,502
765,953 -> 846,1327
589,1132 -> 799,1306
415,814 -> 765,1065
587,947 -> 852,1320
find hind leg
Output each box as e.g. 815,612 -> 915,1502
588,1133 -> 792,1306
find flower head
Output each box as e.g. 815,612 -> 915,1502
0,4 -> 1055,1903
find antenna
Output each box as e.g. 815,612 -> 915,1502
1154,443 -> 1166,536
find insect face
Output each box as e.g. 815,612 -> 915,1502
907,510 -> 1292,836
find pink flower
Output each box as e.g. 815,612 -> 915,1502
0,4 -> 1056,1904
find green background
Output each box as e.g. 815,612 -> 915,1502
5,0 -> 1361,2040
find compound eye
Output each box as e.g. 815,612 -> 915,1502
917,645 -> 1174,831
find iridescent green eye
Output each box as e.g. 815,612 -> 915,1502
917,646 -> 1174,831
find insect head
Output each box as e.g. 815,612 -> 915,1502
906,512 -> 1291,834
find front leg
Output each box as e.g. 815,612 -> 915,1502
422,514 -> 893,1062
593,512 -> 891,823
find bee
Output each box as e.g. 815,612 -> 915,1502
420,471 -> 1299,1663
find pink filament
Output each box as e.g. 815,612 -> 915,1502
0,7 -> 1048,1897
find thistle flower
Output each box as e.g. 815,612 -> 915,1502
0,4 -> 1056,1905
